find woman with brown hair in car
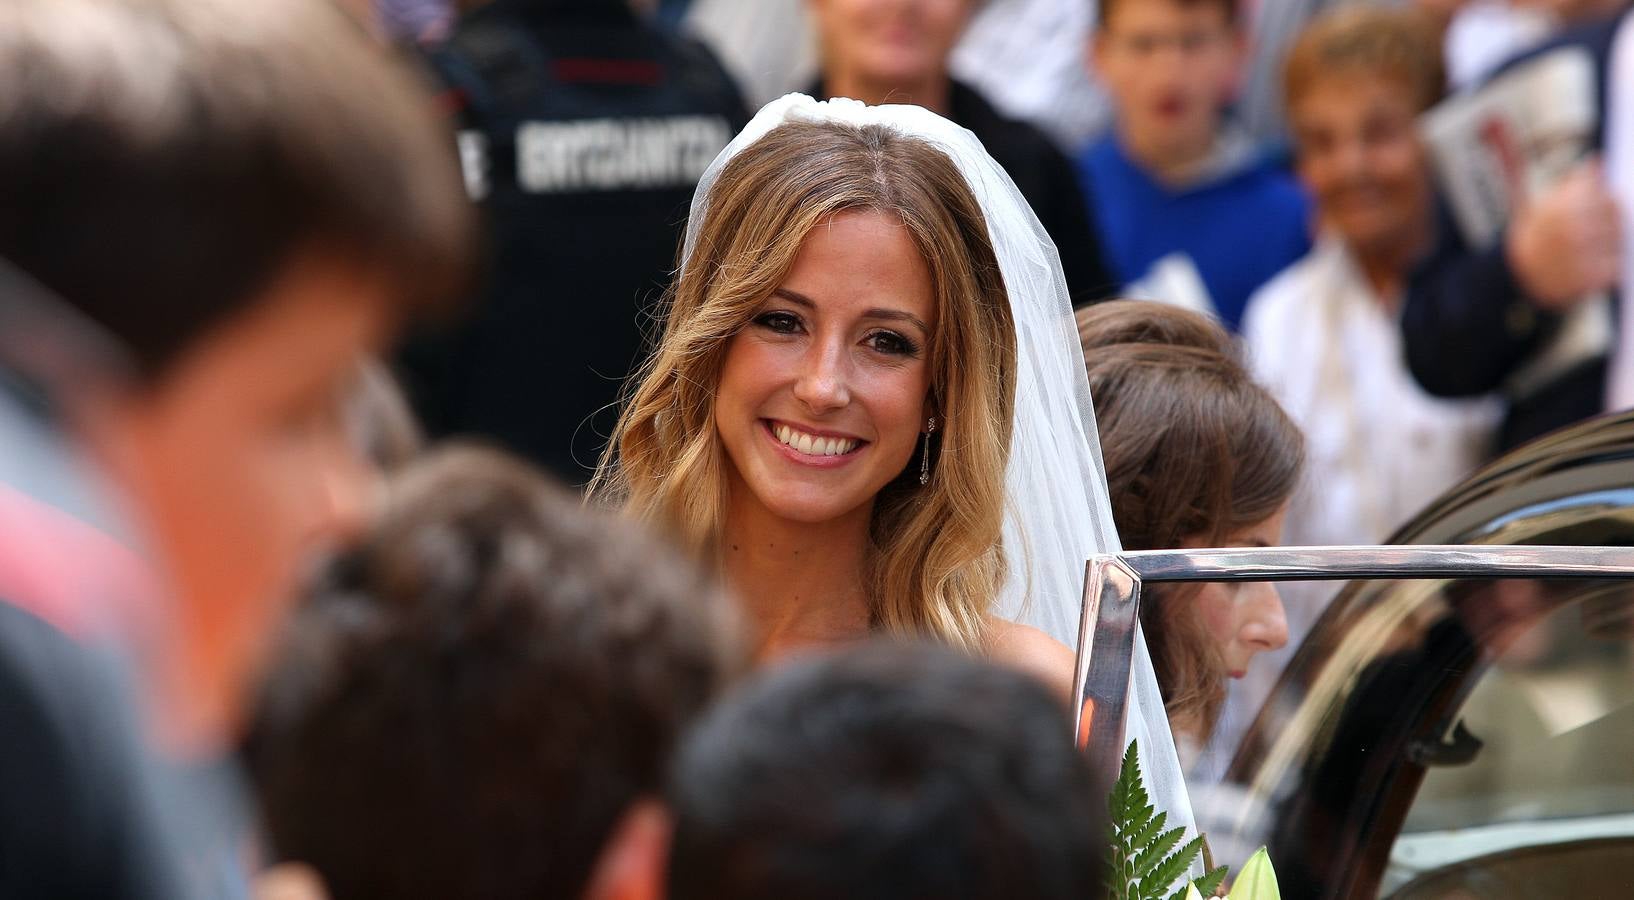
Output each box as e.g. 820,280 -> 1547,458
1077,300 -> 1305,754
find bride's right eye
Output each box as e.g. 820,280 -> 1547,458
754,311 -> 802,334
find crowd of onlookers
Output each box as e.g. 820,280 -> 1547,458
414,0 -> 1634,712
390,0 -> 1634,755
3,0 -> 1633,897
393,0 -> 1631,552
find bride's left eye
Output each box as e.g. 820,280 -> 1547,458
753,311 -> 803,334
864,330 -> 920,357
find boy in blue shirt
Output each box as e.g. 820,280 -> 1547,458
1082,0 -> 1311,329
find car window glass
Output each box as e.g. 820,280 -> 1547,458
1386,582 -> 1634,897
1169,576 -> 1634,897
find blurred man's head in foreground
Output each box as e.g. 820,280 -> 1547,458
0,0 -> 474,746
667,641 -> 1104,900
247,445 -> 742,900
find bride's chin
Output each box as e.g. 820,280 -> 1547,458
724,454 -> 887,526
742,479 -> 873,526
756,495 -> 856,525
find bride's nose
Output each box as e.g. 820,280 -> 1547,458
792,338 -> 851,413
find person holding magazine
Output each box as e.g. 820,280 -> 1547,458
1401,8 -> 1632,451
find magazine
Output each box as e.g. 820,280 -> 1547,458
1421,46 -> 1597,250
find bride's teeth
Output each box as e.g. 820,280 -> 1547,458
772,423 -> 857,456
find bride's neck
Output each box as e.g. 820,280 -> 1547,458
721,491 -> 874,663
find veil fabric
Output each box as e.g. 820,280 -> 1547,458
682,94 -> 1196,848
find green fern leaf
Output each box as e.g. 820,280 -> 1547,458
1132,825 -> 1186,878
1107,742 -> 1150,900
1193,865 -> 1230,897
1167,865 -> 1230,900
1109,740 -> 1231,900
1130,808 -> 1169,850
1138,833 -> 1207,898
1109,743 -> 1151,830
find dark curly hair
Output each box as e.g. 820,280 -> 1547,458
668,641 -> 1104,900
245,444 -> 742,900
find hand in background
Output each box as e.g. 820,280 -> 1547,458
1506,159 -> 1623,311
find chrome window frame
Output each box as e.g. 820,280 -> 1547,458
1071,545 -> 1634,781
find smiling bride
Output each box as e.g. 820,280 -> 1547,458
590,107 -> 1083,685
591,94 -> 1194,843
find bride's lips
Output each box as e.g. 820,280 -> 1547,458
761,419 -> 867,468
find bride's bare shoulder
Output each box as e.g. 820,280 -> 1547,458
985,617 -> 1077,703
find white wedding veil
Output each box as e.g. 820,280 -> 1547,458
682,94 -> 1196,847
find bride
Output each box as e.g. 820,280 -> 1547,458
592,94 -> 1194,841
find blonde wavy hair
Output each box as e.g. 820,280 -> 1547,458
591,120 -> 1017,653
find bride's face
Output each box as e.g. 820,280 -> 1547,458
715,210 -> 936,525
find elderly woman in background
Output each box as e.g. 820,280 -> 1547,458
1242,9 -> 1499,573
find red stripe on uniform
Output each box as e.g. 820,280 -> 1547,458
551,58 -> 664,86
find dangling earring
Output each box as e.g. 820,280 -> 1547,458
919,416 -> 937,486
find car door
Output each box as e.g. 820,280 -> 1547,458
1073,413 -> 1634,897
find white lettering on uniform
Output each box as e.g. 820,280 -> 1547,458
514,115 -> 733,193
457,130 -> 490,201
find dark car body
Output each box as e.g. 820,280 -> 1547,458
1074,412 -> 1634,898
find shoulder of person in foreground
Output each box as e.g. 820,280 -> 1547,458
987,617 -> 1078,704
0,602 -> 189,900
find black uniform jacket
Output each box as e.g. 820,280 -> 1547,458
403,0 -> 750,483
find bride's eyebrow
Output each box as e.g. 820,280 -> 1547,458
862,308 -> 930,335
771,287 -> 816,308
770,288 -> 928,334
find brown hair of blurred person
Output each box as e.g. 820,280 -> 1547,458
248,444 -> 743,900
667,642 -> 1104,900
1281,6 -> 1444,115
1096,0 -> 1240,31
1077,301 -> 1302,741
0,0 -> 474,749
0,0 -> 472,380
